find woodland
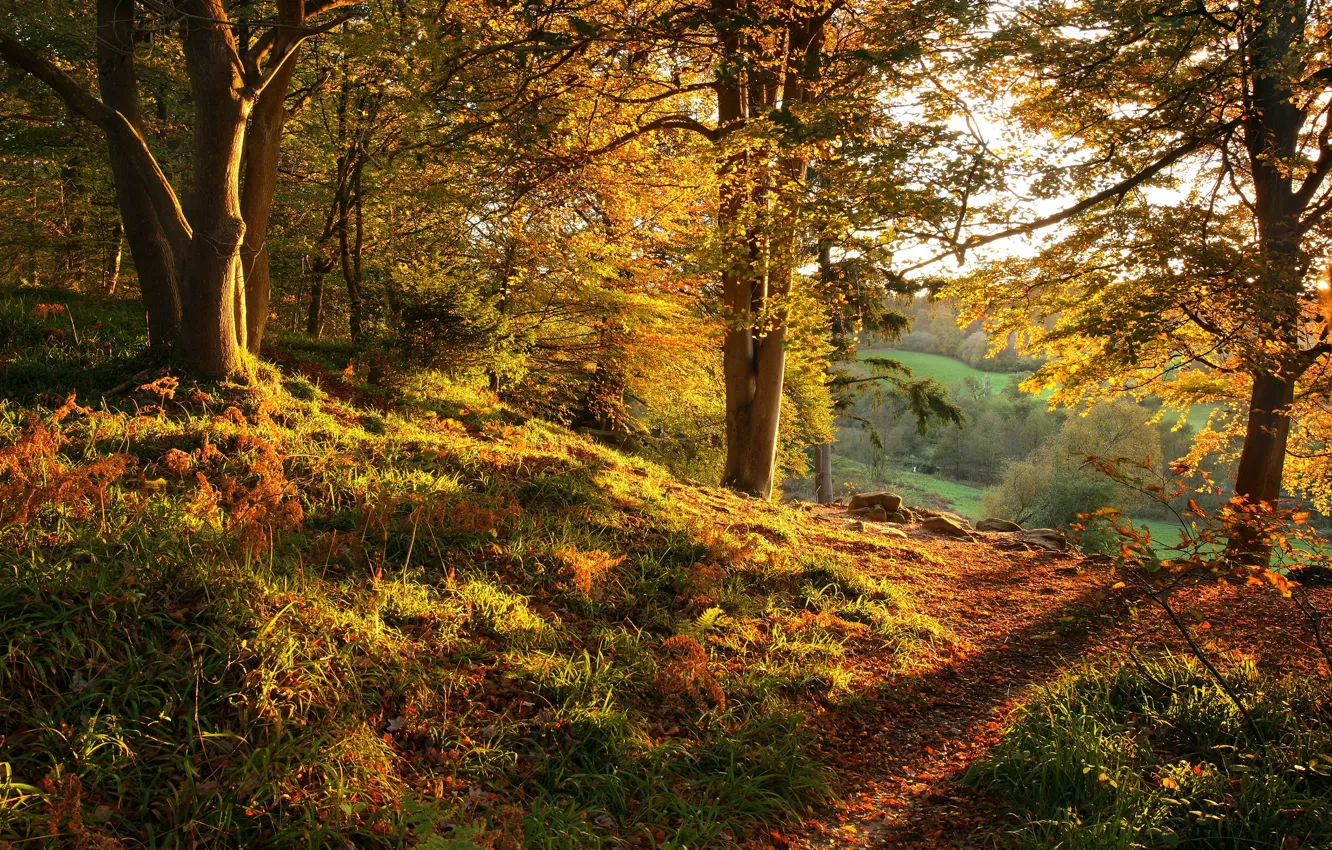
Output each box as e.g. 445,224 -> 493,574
2,0 -> 1332,848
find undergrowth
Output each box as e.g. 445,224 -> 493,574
967,654 -> 1332,850
0,288 -> 945,848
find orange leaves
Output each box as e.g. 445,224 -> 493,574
163,448 -> 194,476
685,561 -> 728,607
136,376 -> 179,402
28,303 -> 65,321
1260,569 -> 1295,598
655,634 -> 725,713
0,396 -> 130,530
554,545 -> 623,596
449,497 -> 521,536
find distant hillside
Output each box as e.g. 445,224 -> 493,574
857,348 -> 1026,391
859,347 -> 1217,431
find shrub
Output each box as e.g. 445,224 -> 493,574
966,655 -> 1332,849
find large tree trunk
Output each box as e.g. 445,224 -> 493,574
716,68 -> 778,495
1222,0 -> 1310,564
1232,370 -> 1296,507
714,9 -> 820,498
1226,370 -> 1297,563
176,0 -> 250,378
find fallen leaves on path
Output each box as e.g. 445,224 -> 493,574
752,508 -> 1332,850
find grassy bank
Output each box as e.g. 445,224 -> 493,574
858,347 -> 1218,431
857,348 -> 1023,392
0,288 -> 947,848
967,655 -> 1332,849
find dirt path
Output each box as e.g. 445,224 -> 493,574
760,511 -> 1331,850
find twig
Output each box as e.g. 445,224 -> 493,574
1291,587 -> 1332,672
1139,574 -> 1265,747
63,303 -> 79,345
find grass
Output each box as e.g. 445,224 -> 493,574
966,655 -> 1332,850
829,454 -> 988,521
0,286 -> 948,848
857,348 -> 1023,392
861,347 -> 1217,430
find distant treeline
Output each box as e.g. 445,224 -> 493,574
885,297 -> 1043,373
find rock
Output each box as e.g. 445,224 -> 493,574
976,518 -> 1023,533
576,427 -> 640,451
879,527 -> 908,540
1022,528 -> 1068,552
921,515 -> 972,538
845,519 -> 866,532
848,491 -> 903,512
885,510 -> 910,525
850,504 -> 889,522
1054,566 -> 1080,577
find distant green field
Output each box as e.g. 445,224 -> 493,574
830,453 -> 986,519
858,348 -> 1024,392
860,347 -> 1218,431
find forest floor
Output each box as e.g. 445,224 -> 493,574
761,509 -> 1332,850
3,286 -> 1328,849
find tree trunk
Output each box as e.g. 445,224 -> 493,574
339,156 -> 366,342
95,0 -> 181,346
1226,370 -> 1297,562
712,5 -> 822,498
107,221 -> 123,294
1222,0 -> 1309,564
239,0 -> 306,354
176,0 -> 250,378
814,443 -> 833,504
307,256 -> 330,338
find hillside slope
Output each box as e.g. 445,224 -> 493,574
0,321 -> 957,848
5,291 -> 1325,850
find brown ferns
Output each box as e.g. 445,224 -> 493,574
0,395 -> 130,530
655,635 -> 726,714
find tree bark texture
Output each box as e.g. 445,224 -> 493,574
714,1 -> 821,498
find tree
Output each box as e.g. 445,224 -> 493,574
0,0 -> 362,376
543,0 -> 977,496
950,0 -> 1332,561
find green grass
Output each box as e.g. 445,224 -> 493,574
830,454 -> 985,519
862,347 -> 1219,431
967,655 -> 1332,850
858,348 -> 1024,392
0,287 -> 948,848
0,285 -> 155,403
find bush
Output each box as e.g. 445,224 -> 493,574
966,655 -> 1332,850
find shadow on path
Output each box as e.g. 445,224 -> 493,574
777,528 -> 1128,850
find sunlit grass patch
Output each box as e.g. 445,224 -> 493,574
967,654 -> 1332,850
0,291 -> 942,846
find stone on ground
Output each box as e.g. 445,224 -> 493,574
850,504 -> 890,522
921,515 -> 973,538
848,491 -> 903,512
1022,528 -> 1068,551
976,518 -> 1023,533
